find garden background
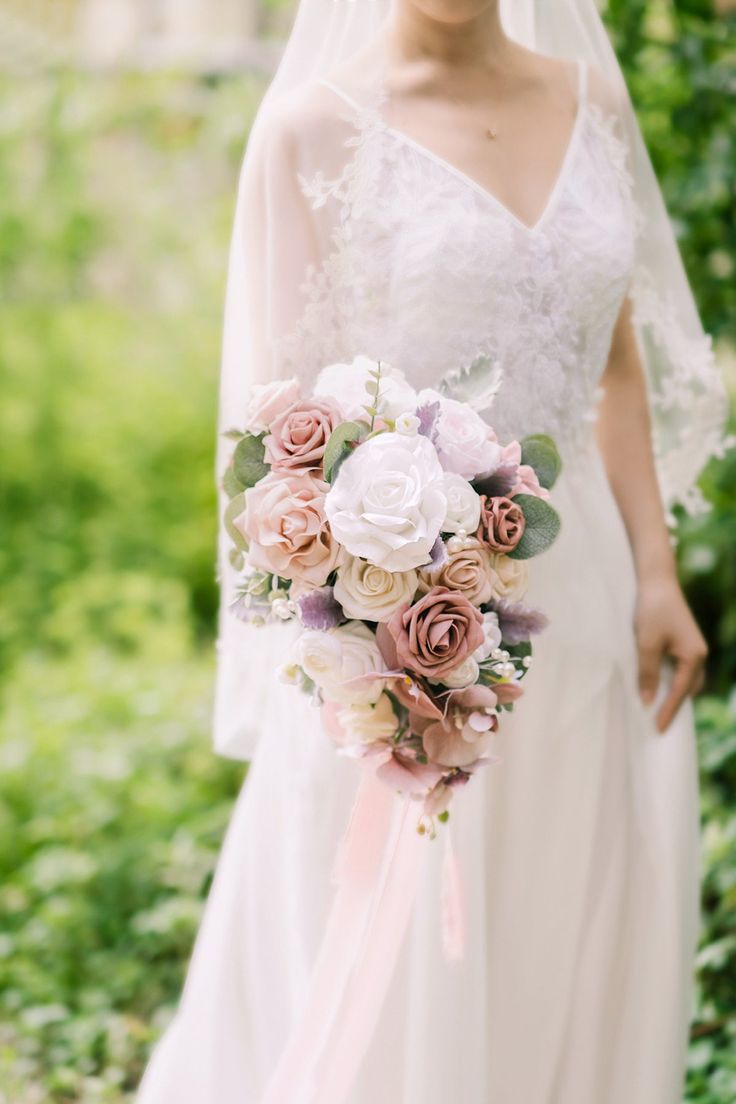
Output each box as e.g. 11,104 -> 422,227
0,1 -> 734,1101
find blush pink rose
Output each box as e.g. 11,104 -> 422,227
237,471 -> 339,588
476,495 -> 525,554
499,441 -> 551,501
418,538 -> 497,606
385,586 -> 485,681
263,397 -> 342,472
243,378 -> 301,434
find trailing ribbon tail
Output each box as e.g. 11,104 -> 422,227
441,821 -> 466,962
259,772 -> 427,1104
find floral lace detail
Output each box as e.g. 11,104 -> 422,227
276,75 -> 726,511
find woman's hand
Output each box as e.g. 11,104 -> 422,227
636,575 -> 708,733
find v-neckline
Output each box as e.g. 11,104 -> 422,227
319,60 -> 587,237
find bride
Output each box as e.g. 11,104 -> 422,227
137,1 -> 728,1101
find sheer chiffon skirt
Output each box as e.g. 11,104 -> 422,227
137,438 -> 700,1104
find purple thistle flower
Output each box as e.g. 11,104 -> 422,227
473,461 -> 519,498
297,586 -> 344,630
491,598 -> 549,645
415,400 -> 441,442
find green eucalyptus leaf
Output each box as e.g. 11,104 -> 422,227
222,465 -> 245,498
520,434 -> 562,490
223,493 -> 248,553
324,420 -> 368,482
508,494 -> 561,560
233,433 -> 268,488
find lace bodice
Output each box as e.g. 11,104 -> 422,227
278,61 -> 637,461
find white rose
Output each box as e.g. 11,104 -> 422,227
431,655 -> 480,689
442,472 -> 482,534
314,356 -> 417,421
474,611 -> 503,662
489,554 -> 529,602
334,555 -> 418,622
418,388 -> 501,481
325,432 -> 447,572
395,411 -> 420,435
336,693 -> 399,746
292,621 -> 386,705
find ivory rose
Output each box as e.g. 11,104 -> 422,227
237,471 -> 339,589
313,356 -> 417,421
418,538 -> 497,606
243,377 -> 300,434
334,556 -> 419,622
336,693 -> 399,745
418,388 -> 501,480
385,586 -> 485,681
489,554 -> 529,602
325,432 -> 447,572
263,397 -> 341,472
292,620 -> 387,705
476,495 -> 526,554
441,472 -> 482,535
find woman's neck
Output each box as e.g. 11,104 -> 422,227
386,2 -> 509,70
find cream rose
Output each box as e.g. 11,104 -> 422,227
334,555 -> 419,622
313,356 -> 417,421
431,655 -> 480,689
489,554 -> 529,602
292,620 -> 386,705
325,432 -> 447,572
336,693 -> 399,745
418,538 -> 497,606
243,377 -> 300,434
442,472 -> 482,535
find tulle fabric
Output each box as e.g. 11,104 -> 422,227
137,442 -> 700,1103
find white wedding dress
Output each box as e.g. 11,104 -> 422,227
137,59 -> 702,1104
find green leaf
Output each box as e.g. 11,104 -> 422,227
507,494 -> 561,560
223,493 -> 248,552
520,434 -> 562,490
222,465 -> 245,498
323,420 -> 368,482
233,433 -> 268,489
222,426 -> 245,440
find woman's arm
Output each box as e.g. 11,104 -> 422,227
595,296 -> 707,732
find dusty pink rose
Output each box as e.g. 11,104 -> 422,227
418,538 -> 497,606
476,495 -> 525,554
421,685 -> 499,768
263,397 -> 342,472
243,378 -> 301,434
385,586 -> 485,681
236,471 -> 339,588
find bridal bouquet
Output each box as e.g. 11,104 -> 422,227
222,357 -> 561,831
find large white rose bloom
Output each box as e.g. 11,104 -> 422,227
418,388 -> 501,480
334,555 -> 419,622
291,620 -> 386,705
314,356 -> 417,422
325,432 -> 447,572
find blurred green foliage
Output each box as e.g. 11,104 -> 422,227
0,1 -> 734,1100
